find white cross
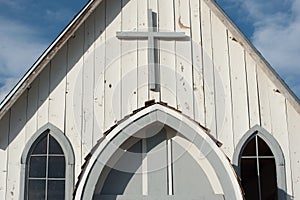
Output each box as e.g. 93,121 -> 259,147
116,9 -> 187,91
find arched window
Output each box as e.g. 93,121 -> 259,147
241,134 -> 277,199
232,125 -> 287,200
21,124 -> 75,200
25,132 -> 65,199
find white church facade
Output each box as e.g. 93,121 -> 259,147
0,0 -> 299,199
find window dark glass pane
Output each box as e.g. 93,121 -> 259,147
49,135 -> 64,154
47,180 -> 65,200
28,180 -> 45,200
259,158 -> 278,200
29,156 -> 46,178
242,137 -> 256,156
48,156 -> 65,178
32,136 -> 47,155
241,158 -> 259,200
258,136 -> 273,156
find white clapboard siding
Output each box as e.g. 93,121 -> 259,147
49,45 -> 67,131
137,0 -> 149,108
190,0 -> 205,125
174,0 -> 194,118
121,0 -> 138,117
201,1 -> 216,137
245,53 -> 260,127
287,101 -> 300,198
94,1 -> 106,141
6,93 -> 27,200
227,32 -> 249,146
104,0 -> 122,130
0,112 -> 9,199
37,65 -> 50,129
66,25 -> 84,176
267,78 -> 293,194
25,77 -> 39,141
82,12 -> 95,159
158,0 -> 177,108
257,66 -> 272,132
210,14 -> 233,157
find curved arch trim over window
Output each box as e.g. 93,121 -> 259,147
20,123 -> 75,200
232,125 -> 287,199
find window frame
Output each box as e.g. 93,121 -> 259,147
20,123 -> 75,200
232,125 -> 287,199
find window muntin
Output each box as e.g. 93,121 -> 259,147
241,135 -> 277,200
26,133 -> 65,200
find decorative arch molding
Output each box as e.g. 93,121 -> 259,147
74,104 -> 243,200
20,123 -> 75,200
232,124 -> 287,199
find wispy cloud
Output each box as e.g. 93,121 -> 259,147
0,18 -> 46,102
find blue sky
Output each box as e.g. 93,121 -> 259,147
0,0 -> 299,102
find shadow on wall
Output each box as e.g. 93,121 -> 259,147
0,0 -> 129,151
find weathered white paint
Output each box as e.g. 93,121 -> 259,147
121,0 -> 138,118
37,64 -> 50,129
158,0 -> 177,108
211,14 -> 233,157
287,101 -> 300,198
6,93 -> 27,200
66,25 -> 84,176
0,112 -> 9,198
190,0 -> 205,125
0,0 -> 299,199
174,0 -> 194,118
201,1 -> 216,137
228,32 -> 249,146
82,12 -> 95,159
245,53 -> 260,127
104,0 -> 122,130
137,0 -> 149,108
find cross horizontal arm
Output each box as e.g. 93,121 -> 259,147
116,32 -> 149,39
116,31 -> 187,40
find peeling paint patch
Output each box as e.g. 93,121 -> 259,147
178,16 -> 190,29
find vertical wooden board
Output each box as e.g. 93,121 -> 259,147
6,93 -> 27,200
158,0 -> 177,107
82,13 -> 95,159
287,101 -> 300,198
94,1 -> 106,141
49,45 -> 67,131
0,112 -> 9,199
66,25 -> 84,177
148,0 -> 160,102
121,0 -> 138,117
267,80 -> 293,195
137,0 -> 149,107
25,77 -> 39,140
228,32 -> 249,146
104,0 -> 122,130
210,14 -> 233,157
245,53 -> 260,127
190,0 -> 205,124
37,65 -> 50,129
201,1 -> 216,136
174,0 -> 194,118
256,66 -> 272,132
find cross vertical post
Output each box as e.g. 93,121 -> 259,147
116,9 -> 187,91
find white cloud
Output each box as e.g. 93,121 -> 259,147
241,0 -> 300,97
0,18 -> 46,102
